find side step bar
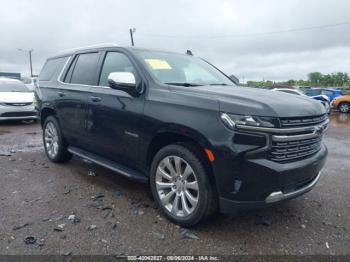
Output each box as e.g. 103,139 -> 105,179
68,146 -> 148,183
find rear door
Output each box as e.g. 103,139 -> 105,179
86,50 -> 145,167
56,52 -> 101,149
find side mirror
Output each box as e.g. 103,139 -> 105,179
107,72 -> 140,97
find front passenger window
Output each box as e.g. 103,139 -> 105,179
99,52 -> 136,86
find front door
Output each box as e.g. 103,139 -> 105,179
87,51 -> 144,167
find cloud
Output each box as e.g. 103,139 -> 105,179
0,0 -> 350,80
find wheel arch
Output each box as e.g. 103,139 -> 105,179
40,106 -> 56,127
145,126 -> 218,190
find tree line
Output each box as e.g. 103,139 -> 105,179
247,72 -> 350,88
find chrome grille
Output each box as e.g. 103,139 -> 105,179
268,115 -> 328,162
0,112 -> 37,117
3,102 -> 33,106
269,137 -> 323,162
280,114 -> 328,128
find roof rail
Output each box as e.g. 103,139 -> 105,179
51,43 -> 119,58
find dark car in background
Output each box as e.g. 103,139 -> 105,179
36,44 -> 328,226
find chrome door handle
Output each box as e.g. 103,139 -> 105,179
58,91 -> 66,97
90,96 -> 102,102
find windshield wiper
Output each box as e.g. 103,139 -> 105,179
165,82 -> 202,87
208,83 -> 229,86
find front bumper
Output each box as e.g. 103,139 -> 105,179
0,115 -> 38,121
211,122 -> 328,213
0,104 -> 37,121
265,171 -> 321,203
218,152 -> 326,213
219,170 -> 322,213
216,142 -> 327,213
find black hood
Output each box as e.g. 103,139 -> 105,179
172,85 -> 326,118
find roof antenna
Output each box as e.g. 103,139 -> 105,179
186,50 -> 193,56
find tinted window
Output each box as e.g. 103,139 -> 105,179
99,52 -> 136,86
64,56 -> 78,83
70,53 -> 100,85
321,90 -> 332,96
306,89 -> 321,96
39,57 -> 68,81
0,80 -> 30,92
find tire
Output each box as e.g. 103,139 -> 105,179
43,116 -> 72,163
339,102 -> 350,113
150,144 -> 217,227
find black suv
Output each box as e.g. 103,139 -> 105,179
36,44 -> 328,226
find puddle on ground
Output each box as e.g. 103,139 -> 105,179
329,112 -> 350,129
0,129 -> 11,135
0,130 -> 42,155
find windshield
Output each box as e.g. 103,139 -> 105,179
0,80 -> 30,92
135,50 -> 235,87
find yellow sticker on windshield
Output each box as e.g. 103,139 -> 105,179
145,59 -> 172,70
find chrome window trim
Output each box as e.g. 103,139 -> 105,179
57,55 -> 110,90
57,55 -> 72,83
56,56 -> 132,99
56,53 -> 135,91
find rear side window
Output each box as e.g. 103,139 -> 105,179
69,52 -> 100,85
39,57 -> 68,81
99,52 -> 136,86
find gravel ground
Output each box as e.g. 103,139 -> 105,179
0,113 -> 349,256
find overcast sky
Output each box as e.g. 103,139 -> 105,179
1,0 -> 350,81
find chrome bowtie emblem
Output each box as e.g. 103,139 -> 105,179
315,125 -> 323,135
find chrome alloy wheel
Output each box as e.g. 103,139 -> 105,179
339,103 -> 349,113
155,156 -> 199,217
44,122 -> 59,159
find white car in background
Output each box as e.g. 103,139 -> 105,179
0,78 -> 37,121
272,88 -> 330,114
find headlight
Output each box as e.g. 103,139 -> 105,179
221,113 -> 280,129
